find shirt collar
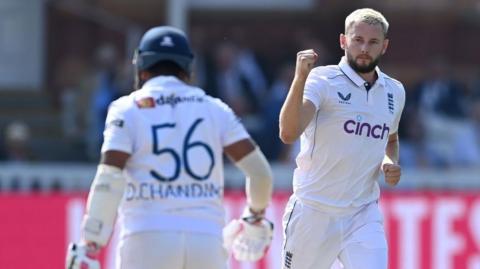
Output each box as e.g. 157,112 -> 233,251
142,75 -> 187,90
338,56 -> 386,88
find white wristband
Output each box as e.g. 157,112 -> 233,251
235,147 -> 273,212
81,164 -> 125,246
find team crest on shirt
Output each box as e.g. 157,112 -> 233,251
387,93 -> 394,114
109,119 -> 124,128
105,119 -> 124,131
337,91 -> 351,104
284,251 -> 293,268
135,97 -> 156,108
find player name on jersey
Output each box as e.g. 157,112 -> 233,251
125,182 -> 223,201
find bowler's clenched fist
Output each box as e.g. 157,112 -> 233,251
295,49 -> 318,79
382,163 -> 401,186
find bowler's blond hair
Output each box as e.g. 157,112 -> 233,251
345,8 -> 389,37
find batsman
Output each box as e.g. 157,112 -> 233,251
66,25 -> 274,269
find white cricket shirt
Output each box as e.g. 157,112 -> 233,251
101,76 -> 250,238
293,57 -> 405,212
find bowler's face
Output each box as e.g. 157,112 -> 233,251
340,21 -> 389,73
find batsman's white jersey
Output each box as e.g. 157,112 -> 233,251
293,57 -> 405,211
101,76 -> 250,239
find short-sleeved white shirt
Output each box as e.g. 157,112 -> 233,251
293,57 -> 405,212
101,76 -> 250,238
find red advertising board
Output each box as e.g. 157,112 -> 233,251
0,191 -> 479,269
381,191 -> 480,269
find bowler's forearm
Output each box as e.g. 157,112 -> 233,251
279,76 -> 307,144
384,134 -> 399,165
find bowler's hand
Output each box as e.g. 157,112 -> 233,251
295,49 -> 318,79
382,163 -> 401,186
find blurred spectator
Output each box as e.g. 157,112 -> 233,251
414,58 -> 467,119
398,105 -> 430,168
115,58 -> 136,95
57,56 -> 90,159
30,177 -> 42,192
9,176 -> 21,191
212,42 -> 256,116
472,98 -> 480,143
231,27 -> 269,104
58,43 -> 126,162
190,26 -> 210,89
211,41 -> 267,142
468,75 -> 480,164
2,121 -> 33,162
261,62 -> 297,161
85,43 -> 124,161
50,178 -> 63,192
295,31 -> 333,66
413,58 -> 479,167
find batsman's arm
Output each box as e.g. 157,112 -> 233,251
224,138 -> 273,216
223,139 -> 274,262
81,150 -> 130,248
66,151 -> 130,269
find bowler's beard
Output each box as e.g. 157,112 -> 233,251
347,52 -> 381,74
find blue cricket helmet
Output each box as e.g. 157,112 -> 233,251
133,26 -> 194,73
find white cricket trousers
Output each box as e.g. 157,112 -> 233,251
117,231 -> 228,269
281,196 -> 388,269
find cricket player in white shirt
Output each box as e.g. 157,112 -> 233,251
279,8 -> 405,269
66,26 -> 274,269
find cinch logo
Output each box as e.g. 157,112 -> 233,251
343,119 -> 390,139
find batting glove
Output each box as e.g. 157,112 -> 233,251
65,242 -> 101,269
223,208 -> 274,262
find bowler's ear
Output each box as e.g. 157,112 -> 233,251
339,33 -> 346,50
381,38 -> 390,55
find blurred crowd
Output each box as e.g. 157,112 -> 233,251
400,58 -> 480,168
1,30 -> 480,170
